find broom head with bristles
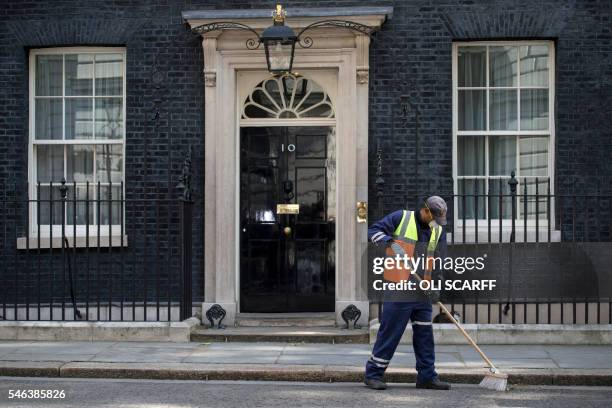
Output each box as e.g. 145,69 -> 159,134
479,368 -> 508,391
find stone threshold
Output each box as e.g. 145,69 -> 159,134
235,312 -> 337,327
191,326 -> 369,343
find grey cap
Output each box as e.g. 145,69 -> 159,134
425,196 -> 448,226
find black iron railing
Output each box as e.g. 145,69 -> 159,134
371,172 -> 612,324
0,159 -> 195,322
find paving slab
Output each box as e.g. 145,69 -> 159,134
0,347 -> 18,358
460,354 -> 559,369
545,345 -> 612,354
553,356 -> 612,369
7,341 -> 113,355
90,349 -> 194,364
0,341 -> 36,347
281,344 -> 371,355
184,350 -> 281,364
109,341 -> 200,350
0,353 -> 97,362
494,358 -> 559,369
201,342 -> 287,352
457,345 -> 552,359
277,354 -> 367,366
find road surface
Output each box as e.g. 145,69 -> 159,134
1,377 -> 611,407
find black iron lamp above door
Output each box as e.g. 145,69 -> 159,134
191,4 -> 379,75
261,5 -> 297,74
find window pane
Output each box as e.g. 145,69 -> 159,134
36,145 -> 63,183
65,54 -> 93,96
489,46 -> 517,87
489,136 -> 516,176
66,185 -> 95,225
458,46 -> 486,87
98,185 -> 121,225
458,90 -> 486,130
520,89 -> 548,130
519,178 -> 549,220
38,186 -> 63,225
96,145 -> 123,183
457,179 -> 486,219
489,178 -> 514,219
458,136 -> 485,176
95,54 -> 123,96
295,78 -> 332,118
520,136 -> 548,176
35,99 -> 63,140
296,167 -> 325,221
65,98 -> 93,139
520,45 -> 549,87
67,145 -> 94,182
489,89 -> 517,130
95,97 -> 123,139
35,55 -> 62,96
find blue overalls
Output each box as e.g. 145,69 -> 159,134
365,209 -> 446,383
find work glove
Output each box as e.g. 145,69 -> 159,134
423,288 -> 441,304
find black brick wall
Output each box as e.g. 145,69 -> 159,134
1,0 -> 611,308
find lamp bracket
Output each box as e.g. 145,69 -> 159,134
296,19 -> 378,48
191,21 -> 262,49
191,18 -> 378,51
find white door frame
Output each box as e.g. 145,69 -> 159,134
237,69 -> 337,314
187,13 -> 386,326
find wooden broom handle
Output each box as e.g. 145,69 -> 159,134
436,301 -> 497,370
406,269 -> 497,370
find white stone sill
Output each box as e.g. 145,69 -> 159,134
17,235 -> 129,250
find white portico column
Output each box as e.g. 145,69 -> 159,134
200,32 -> 239,326
334,33 -> 371,327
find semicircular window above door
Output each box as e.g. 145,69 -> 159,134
242,75 -> 334,119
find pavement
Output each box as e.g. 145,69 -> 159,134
1,378 -> 612,408
1,341 -> 612,386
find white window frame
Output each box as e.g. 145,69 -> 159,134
452,41 -> 556,236
27,47 -> 126,239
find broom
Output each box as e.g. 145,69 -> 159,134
435,301 -> 508,391
410,272 -> 508,391
387,242 -> 508,391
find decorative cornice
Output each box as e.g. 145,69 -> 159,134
184,7 -> 391,33
182,6 -> 393,21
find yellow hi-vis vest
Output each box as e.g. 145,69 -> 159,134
384,210 -> 442,283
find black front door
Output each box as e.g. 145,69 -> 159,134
240,126 -> 335,312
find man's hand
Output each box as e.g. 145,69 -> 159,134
423,289 -> 440,303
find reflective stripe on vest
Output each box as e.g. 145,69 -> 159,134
392,210 -> 442,253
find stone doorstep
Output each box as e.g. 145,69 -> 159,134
190,326 -> 369,344
235,312 -> 337,327
1,361 -> 612,386
0,318 -> 201,343
369,321 -> 612,345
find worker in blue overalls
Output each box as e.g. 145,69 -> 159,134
365,196 -> 451,391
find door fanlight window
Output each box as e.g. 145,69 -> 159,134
242,75 -> 334,119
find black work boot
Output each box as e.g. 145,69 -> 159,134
364,377 -> 387,390
416,377 -> 451,390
